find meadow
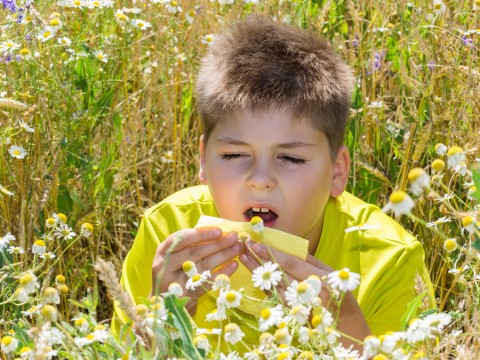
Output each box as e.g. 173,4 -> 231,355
1,0 -> 479,358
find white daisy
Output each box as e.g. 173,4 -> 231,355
54,223 -> 76,240
288,304 -> 310,325
201,33 -> 215,45
274,325 -> 292,345
435,143 -> 447,156
15,287 -> 29,302
443,238 -> 458,253
447,146 -> 466,169
185,270 -> 211,290
252,261 -> 282,291
194,334 -> 211,353
8,145 -> 27,159
462,215 -> 477,234
58,36 -> 72,47
0,40 -> 20,54
423,312 -> 452,337
7,246 -> 24,255
0,336 -> 18,354
327,268 -> 361,292
94,50 -> 108,63
363,335 -> 381,357
43,287 -> 61,304
212,273 -> 230,291
285,280 -> 318,307
167,282 -> 183,297
185,9 -> 195,24
454,161 -> 468,176
131,19 -> 152,30
32,239 -> 47,255
382,190 -> 415,217
217,288 -> 242,309
19,272 -> 40,294
182,260 -> 197,277
0,232 -> 15,249
19,48 -> 32,61
73,317 -> 90,333
259,304 -> 284,331
224,323 -> 245,345
114,9 -> 129,23
311,307 -> 334,331
426,216 -> 452,229
80,223 -> 93,237
165,0 -> 182,13
205,307 -> 227,322
37,27 -> 57,42
19,119 -> 35,132
408,167 -> 430,196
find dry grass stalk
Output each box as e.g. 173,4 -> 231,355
94,258 -> 136,321
0,98 -> 28,110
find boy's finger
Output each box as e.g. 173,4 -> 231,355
158,227 -> 223,255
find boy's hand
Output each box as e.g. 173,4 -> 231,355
240,241 -> 370,351
150,227 -> 244,315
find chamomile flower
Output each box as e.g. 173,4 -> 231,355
185,270 -> 211,290
54,212 -> 67,224
94,50 -> 108,63
54,223 -> 76,240
0,40 -> 20,54
327,267 -> 360,292
185,9 -> 195,24
432,158 -> 445,172
285,280 -> 318,307
48,17 -> 62,31
20,272 -> 40,294
57,36 -> 72,47
19,48 -> 32,60
288,304 -> 310,325
217,288 -> 242,308
426,216 -> 452,229
201,34 -> 215,45
259,304 -> 284,331
462,215 -> 477,234
432,0 -> 447,15
1,336 -> 18,354
22,305 -> 41,318
443,238 -> 458,253
37,27 -> 56,42
131,19 -> 152,30
408,167 -> 430,196
32,239 -> 47,255
454,161 -> 468,176
0,232 -> 15,249
114,9 -> 128,23
182,260 -> 198,277
45,217 -> 57,228
8,145 -> 27,159
56,274 -> 66,285
382,190 -> 415,217
224,323 -> 245,345
15,287 -> 29,302
41,304 -> 58,321
167,282 -> 183,297
447,146 -> 466,169
80,223 -> 93,237
206,307 -> 227,321
8,246 -> 25,255
435,143 -> 447,156
212,273 -> 230,291
274,324 -> 292,345
43,287 -> 60,304
194,334 -> 211,353
423,312 -> 452,337
311,307 -> 334,331
363,335 -> 381,357
73,316 -> 90,333
467,185 -> 478,200
165,0 -> 182,13
252,261 -> 282,291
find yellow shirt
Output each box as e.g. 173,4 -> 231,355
113,185 -> 434,341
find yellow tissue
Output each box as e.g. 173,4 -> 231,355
195,215 -> 309,316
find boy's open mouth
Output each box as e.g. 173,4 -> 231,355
244,207 -> 279,224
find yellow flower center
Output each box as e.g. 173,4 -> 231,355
1,336 -> 13,345
339,269 -> 350,280
447,145 -> 463,156
191,274 -> 201,283
82,223 -> 93,232
56,274 -> 66,284
58,284 -> 69,295
135,304 -> 148,315
182,261 -> 195,273
75,318 -> 87,326
262,271 -> 271,281
444,238 -> 457,252
298,351 -> 314,360
413,350 -> 426,359
74,0 -> 81,5
94,324 -> 105,331
432,159 -> 445,171
274,328 -> 288,342
226,291 -> 237,303
297,281 -> 309,294
93,1 -> 100,6
261,308 -> 271,320
13,149 -> 21,155
462,215 -> 475,227
408,167 -> 426,182
434,3 -> 442,10
97,53 -> 104,60
20,273 -> 34,285
20,48 -> 30,55
390,191 -> 407,204
20,347 -> 31,353
278,353 -> 289,360
44,287 -> 57,296
42,304 -> 56,316
250,216 -> 263,225
224,323 -> 238,333
137,22 -> 144,28
311,314 -> 322,327
57,213 -> 67,223
117,14 -> 127,21
6,42 -> 13,48
43,31 -> 52,38
50,19 -> 60,26
373,355 -> 389,360
171,1 -> 177,6
86,333 -> 95,340
34,239 -> 46,247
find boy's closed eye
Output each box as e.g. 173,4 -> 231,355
221,153 -> 306,165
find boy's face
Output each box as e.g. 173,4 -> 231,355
199,109 -> 349,253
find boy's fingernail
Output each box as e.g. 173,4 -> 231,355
252,243 -> 265,254
212,228 -> 222,237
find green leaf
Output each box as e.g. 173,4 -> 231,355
472,169 -> 480,201
400,291 -> 427,330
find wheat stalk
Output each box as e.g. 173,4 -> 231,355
0,98 -> 28,110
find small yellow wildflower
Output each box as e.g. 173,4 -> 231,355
443,238 -> 458,253
432,158 -> 445,172
382,190 -> 415,217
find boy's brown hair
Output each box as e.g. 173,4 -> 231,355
196,15 -> 354,157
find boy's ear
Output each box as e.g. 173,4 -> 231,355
198,135 -> 208,185
330,145 -> 350,198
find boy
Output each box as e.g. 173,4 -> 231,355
114,15 -> 434,351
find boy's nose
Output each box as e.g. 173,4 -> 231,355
246,161 -> 277,190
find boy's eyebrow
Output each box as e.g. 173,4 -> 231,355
215,137 -> 317,148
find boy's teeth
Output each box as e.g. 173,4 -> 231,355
251,207 -> 270,213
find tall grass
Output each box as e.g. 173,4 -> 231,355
1,0 -> 479,357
